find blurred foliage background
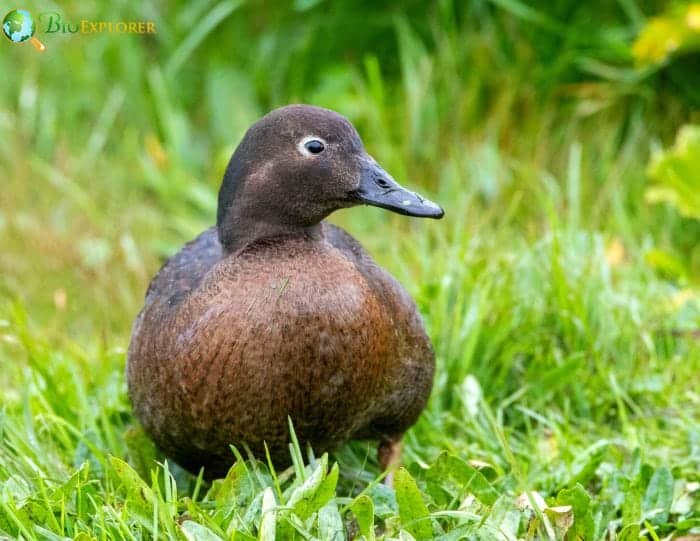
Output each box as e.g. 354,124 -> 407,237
1,1 -> 700,539
2,0 -> 700,335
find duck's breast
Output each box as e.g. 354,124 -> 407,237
128,229 -> 433,462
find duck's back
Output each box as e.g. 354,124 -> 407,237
142,226 -> 222,308
127,223 -> 434,476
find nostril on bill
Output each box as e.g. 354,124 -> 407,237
376,178 -> 391,189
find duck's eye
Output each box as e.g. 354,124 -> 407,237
304,139 -> 325,154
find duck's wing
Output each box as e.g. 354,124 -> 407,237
144,226 -> 222,306
323,222 -> 369,263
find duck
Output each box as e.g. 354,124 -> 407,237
127,104 -> 444,479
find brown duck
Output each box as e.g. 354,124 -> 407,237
127,104 -> 443,479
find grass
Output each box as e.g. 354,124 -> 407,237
1,1 -> 699,539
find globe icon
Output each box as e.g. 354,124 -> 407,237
2,9 -> 45,51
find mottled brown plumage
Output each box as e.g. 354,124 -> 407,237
127,105 -> 443,478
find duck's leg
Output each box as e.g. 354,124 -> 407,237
378,435 -> 403,487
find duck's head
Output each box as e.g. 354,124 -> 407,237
217,104 -> 444,251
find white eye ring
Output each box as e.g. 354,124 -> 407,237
298,135 -> 327,156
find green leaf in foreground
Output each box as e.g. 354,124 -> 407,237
642,466 -> 674,526
318,501 -> 344,541
394,467 -> 433,540
426,452 -> 499,506
259,487 -> 276,541
287,455 -> 338,520
109,456 -> 154,518
350,494 -> 375,540
620,474 -> 643,541
556,483 -> 594,541
181,520 -> 224,541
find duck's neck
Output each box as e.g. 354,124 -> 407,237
217,204 -> 323,255
216,162 -> 327,254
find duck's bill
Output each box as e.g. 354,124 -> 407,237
353,159 -> 444,219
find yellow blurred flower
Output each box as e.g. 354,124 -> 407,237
145,133 -> 168,169
605,238 -> 626,267
687,4 -> 700,30
633,4 -> 700,65
632,19 -> 682,64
